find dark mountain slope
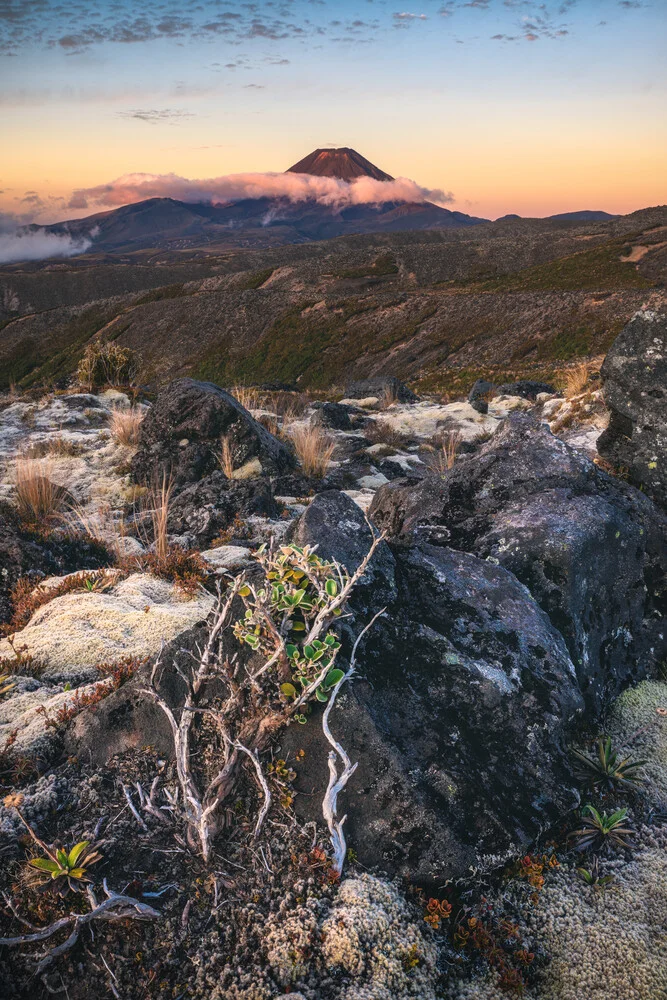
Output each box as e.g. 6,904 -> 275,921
1,207 -> 665,395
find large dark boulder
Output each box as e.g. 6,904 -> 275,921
167,471 -> 280,546
370,415 -> 667,711
344,377 -> 418,404
281,504 -> 584,882
310,402 -> 353,431
288,490 -> 397,614
597,310 -> 667,509
131,378 -> 295,489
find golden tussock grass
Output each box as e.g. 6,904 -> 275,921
14,458 -> 69,526
426,431 -> 462,475
560,361 -> 591,399
286,421 -> 335,477
109,407 -> 144,447
218,436 -> 235,478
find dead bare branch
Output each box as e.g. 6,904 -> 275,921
0,880 -> 160,973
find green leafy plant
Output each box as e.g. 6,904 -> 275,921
28,841 -> 102,894
576,855 -> 615,890
570,805 -> 634,853
233,543 -> 347,708
573,736 -> 646,792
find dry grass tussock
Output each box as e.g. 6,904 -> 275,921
285,421 -> 335,477
364,418 -> 412,449
231,385 -> 310,420
561,361 -> 592,399
21,437 -> 83,459
109,406 -> 144,447
425,430 -> 462,475
218,435 -> 235,478
14,458 -> 70,526
123,477 -> 210,593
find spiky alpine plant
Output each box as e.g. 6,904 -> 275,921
569,805 -> 634,853
28,841 -> 102,895
572,736 -> 646,792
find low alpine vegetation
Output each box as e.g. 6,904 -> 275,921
28,841 -> 102,896
569,805 -> 634,853
572,735 -> 646,791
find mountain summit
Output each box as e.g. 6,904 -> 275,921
286,147 -> 394,182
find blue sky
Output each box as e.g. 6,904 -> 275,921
1,0 -> 666,221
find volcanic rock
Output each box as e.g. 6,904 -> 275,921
131,378 -> 295,489
597,309 -> 667,509
369,415 -> 667,711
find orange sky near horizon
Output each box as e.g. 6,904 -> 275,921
2,0 -> 666,224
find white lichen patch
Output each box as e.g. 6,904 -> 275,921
0,573 -> 214,683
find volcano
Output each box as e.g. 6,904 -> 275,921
287,147 -> 394,182
36,147 -> 488,256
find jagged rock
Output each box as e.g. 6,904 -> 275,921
131,378 -> 295,488
287,489 -> 397,613
496,379 -> 556,399
344,377 -> 418,404
468,378 -> 495,414
597,309 -> 667,509
369,414 -> 667,711
281,528 -> 584,883
310,402 -> 353,431
166,470 -> 279,546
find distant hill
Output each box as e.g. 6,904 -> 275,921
547,210 -> 618,222
32,147 -> 488,256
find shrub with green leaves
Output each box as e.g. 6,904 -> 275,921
232,543 -> 350,721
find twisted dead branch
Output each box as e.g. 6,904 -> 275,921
321,608 -> 386,875
142,529 -> 385,863
0,879 -> 159,973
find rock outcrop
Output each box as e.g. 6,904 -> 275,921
597,309 -> 667,509
281,490 -> 584,883
131,378 -> 295,488
167,471 -> 279,546
370,415 -> 667,710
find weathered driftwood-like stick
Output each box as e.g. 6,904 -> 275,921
321,608 -> 386,875
0,880 -> 160,973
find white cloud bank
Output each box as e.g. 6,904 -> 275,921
0,229 -> 92,265
68,170 -> 453,210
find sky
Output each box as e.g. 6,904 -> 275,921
1,0 -> 666,228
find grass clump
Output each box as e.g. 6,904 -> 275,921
285,422 -> 335,478
109,406 -> 144,447
425,431 -> 462,475
364,419 -> 411,449
14,458 -> 70,528
21,437 -> 83,459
